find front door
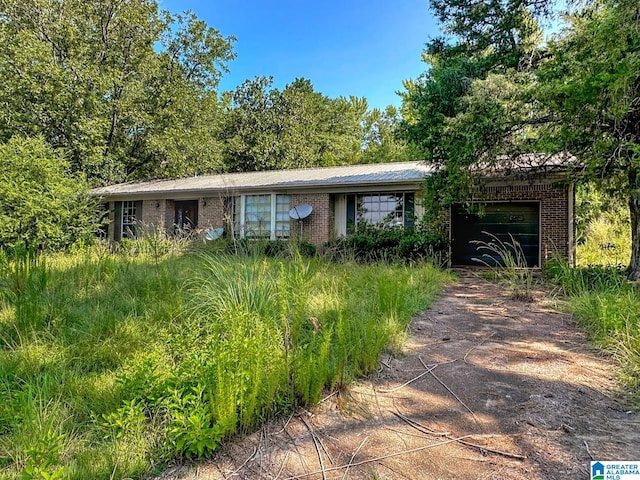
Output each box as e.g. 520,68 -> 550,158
175,200 -> 198,232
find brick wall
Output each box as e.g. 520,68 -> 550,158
199,196 -> 227,231
141,199 -> 165,234
290,193 -> 332,246
164,200 -> 175,231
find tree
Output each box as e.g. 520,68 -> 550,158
220,77 -> 365,172
534,0 -> 640,278
401,0 -> 640,278
0,0 -> 235,185
359,106 -> 414,164
399,30 -> 542,227
0,136 -> 98,250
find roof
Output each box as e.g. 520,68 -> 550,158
92,154 -> 577,200
92,161 -> 435,198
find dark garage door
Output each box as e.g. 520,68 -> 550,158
451,203 -> 540,267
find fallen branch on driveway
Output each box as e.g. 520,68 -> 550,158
281,435 -> 475,480
418,355 -> 481,424
377,363 -> 438,393
392,410 -> 526,461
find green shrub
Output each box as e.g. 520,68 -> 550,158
323,225 -> 447,264
297,241 -> 317,258
0,136 -> 99,251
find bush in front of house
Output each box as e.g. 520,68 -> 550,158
324,224 -> 448,264
0,136 -> 99,251
221,238 -> 317,258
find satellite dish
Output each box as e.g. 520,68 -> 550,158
205,227 -> 224,241
289,204 -> 313,220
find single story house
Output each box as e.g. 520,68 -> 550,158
92,160 -> 575,267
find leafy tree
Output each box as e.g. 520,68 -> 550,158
533,0 -> 640,278
0,0 -> 235,185
220,77 -> 365,172
401,0 -> 640,278
399,0 -> 548,225
359,106 -> 414,164
0,136 -> 98,250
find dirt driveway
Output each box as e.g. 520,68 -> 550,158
155,273 -> 639,480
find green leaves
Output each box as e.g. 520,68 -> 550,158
0,136 -> 98,250
220,77 -> 372,172
402,0 -> 640,277
0,0 -> 235,184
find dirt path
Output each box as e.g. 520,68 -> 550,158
154,274 -> 639,480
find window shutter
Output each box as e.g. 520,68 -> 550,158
135,200 -> 143,222
346,195 -> 356,234
114,201 -> 122,241
405,193 -> 415,228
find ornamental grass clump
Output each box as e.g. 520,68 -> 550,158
471,231 -> 535,301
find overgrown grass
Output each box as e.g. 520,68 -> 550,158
576,198 -> 631,267
546,261 -> 640,402
0,243 -> 451,479
547,198 -> 638,402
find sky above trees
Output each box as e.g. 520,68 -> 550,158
159,0 -> 440,110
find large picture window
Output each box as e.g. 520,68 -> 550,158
346,192 -> 414,233
232,194 -> 291,239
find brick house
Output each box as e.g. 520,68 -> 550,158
92,160 -> 575,267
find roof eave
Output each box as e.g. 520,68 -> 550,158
92,178 -> 427,201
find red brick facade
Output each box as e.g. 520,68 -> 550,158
199,196 -> 227,231
105,179 -> 573,264
141,199 -> 164,232
289,193 -> 333,246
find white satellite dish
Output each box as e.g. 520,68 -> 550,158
289,204 -> 313,220
204,227 -> 224,241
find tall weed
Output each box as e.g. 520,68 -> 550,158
0,246 -> 451,478
545,259 -> 626,296
471,231 -> 535,301
576,199 -> 630,267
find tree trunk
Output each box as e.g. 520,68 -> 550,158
628,189 -> 640,281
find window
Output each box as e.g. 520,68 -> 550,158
347,192 -> 414,233
232,194 -> 291,239
113,200 -> 142,241
121,200 -> 138,239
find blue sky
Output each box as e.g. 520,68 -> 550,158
159,0 -> 441,110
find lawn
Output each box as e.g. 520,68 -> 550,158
0,244 -> 451,479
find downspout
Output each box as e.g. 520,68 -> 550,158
568,182 -> 575,267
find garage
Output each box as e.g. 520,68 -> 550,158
451,202 -> 540,267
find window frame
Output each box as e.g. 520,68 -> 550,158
232,193 -> 291,240
121,200 -> 139,239
346,191 -> 415,233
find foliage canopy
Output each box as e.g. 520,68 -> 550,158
400,0 -> 640,278
0,0 -> 236,185
0,136 -> 98,250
